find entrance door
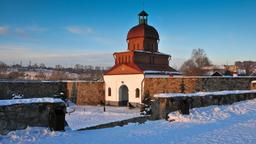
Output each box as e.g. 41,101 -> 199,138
119,85 -> 129,106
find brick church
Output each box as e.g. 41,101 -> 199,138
104,11 -> 179,106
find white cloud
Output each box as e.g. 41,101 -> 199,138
0,44 -> 114,67
15,28 -> 27,37
66,26 -> 93,34
0,26 -> 9,35
0,25 -> 47,38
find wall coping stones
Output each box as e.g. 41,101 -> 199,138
147,76 -> 256,79
0,98 -> 64,106
0,80 -> 104,83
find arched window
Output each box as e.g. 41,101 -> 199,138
108,87 -> 111,96
135,88 -> 140,98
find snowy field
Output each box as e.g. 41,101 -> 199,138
65,105 -> 141,130
1,99 -> 256,144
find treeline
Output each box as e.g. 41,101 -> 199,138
0,62 -> 108,81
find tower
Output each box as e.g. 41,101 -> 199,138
127,10 -> 159,52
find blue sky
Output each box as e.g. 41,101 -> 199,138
0,0 -> 256,68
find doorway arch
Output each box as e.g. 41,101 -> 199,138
119,85 -> 129,106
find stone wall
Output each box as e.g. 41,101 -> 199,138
0,81 -> 65,100
144,77 -> 256,97
0,81 -> 105,105
0,100 -> 66,135
151,92 -> 256,119
66,81 -> 105,105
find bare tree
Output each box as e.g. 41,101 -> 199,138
39,63 -> 46,69
0,61 -> 8,79
7,72 -> 25,80
49,70 -> 68,80
35,71 -> 47,80
235,61 -> 256,75
180,48 -> 212,76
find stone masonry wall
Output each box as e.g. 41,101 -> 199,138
144,77 -> 256,97
152,92 -> 256,119
66,81 -> 105,105
0,81 -> 105,105
0,102 -> 66,135
0,81 -> 65,100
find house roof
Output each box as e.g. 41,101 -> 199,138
104,63 -> 178,75
250,72 -> 256,76
104,63 -> 143,75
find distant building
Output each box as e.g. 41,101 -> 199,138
104,11 -> 179,106
202,65 -> 246,76
235,61 -> 256,75
250,72 -> 256,76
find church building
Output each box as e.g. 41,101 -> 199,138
104,11 -> 179,106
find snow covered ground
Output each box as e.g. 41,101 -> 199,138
1,99 -> 256,144
65,105 -> 141,130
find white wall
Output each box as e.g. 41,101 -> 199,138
103,74 -> 144,104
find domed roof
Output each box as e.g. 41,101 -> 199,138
127,24 -> 159,40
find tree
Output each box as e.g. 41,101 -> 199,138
235,61 -> 256,75
7,72 -> 25,80
35,71 -> 47,80
0,61 -> 8,79
49,70 -> 68,80
180,48 -> 212,76
39,63 -> 46,69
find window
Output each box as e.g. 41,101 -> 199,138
125,56 -> 127,63
108,87 -> 111,96
135,88 -> 140,98
118,57 -> 121,64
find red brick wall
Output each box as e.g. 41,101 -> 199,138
66,81 -> 105,105
144,77 -> 256,97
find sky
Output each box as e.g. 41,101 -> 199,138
0,0 -> 256,68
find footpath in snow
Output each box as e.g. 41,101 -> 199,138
65,105 -> 141,130
1,99 -> 256,144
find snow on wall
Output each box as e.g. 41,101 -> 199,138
155,90 -> 256,98
0,98 -> 64,106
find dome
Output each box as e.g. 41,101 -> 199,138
127,24 -> 159,40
